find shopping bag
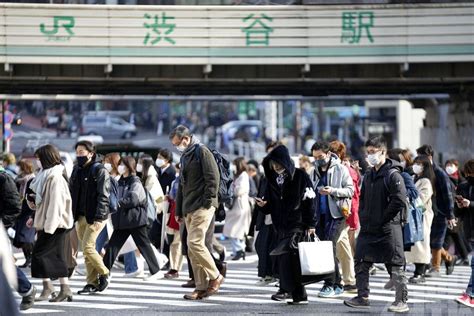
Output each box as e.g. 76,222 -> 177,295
298,235 -> 335,276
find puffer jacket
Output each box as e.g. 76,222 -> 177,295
112,175 -> 147,230
0,168 -> 21,228
355,159 -> 408,265
70,157 -> 110,224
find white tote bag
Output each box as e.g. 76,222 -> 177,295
298,236 -> 335,276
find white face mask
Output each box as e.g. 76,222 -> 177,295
117,165 -> 126,175
230,165 -> 237,174
446,165 -> 457,175
104,163 -> 112,173
136,163 -> 143,173
400,161 -> 407,169
367,152 -> 381,166
155,158 -> 165,168
413,164 -> 423,175
176,145 -> 186,153
36,160 -> 42,170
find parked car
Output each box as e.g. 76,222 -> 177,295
219,120 -> 263,142
80,115 -> 137,139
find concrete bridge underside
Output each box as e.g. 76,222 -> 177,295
1,62 -> 473,96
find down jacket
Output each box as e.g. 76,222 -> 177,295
355,159 -> 408,265
112,175 -> 147,230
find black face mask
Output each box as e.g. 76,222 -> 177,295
77,156 -> 89,167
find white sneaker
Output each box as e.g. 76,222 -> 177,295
144,270 -> 165,281
151,245 -> 169,269
255,277 -> 277,286
124,268 -> 145,278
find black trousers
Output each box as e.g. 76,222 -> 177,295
255,224 -> 277,278
356,260 -> 405,298
443,226 -> 471,260
104,225 -> 160,275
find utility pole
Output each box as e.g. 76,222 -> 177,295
1,101 -> 4,153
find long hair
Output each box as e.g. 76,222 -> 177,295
329,140 -> 346,160
233,157 -> 248,179
139,154 -> 155,184
120,156 -> 136,176
414,155 -> 436,196
104,152 -> 121,177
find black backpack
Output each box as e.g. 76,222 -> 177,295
196,145 -> 234,221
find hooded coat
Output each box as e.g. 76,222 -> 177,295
260,145 -> 316,235
259,145 -> 322,294
356,158 -> 408,266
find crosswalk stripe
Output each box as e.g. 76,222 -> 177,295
13,131 -> 56,138
14,254 -> 472,314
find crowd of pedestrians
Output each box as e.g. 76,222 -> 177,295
0,127 -> 473,314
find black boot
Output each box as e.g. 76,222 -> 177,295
20,286 -> 36,311
231,250 -> 245,261
20,244 -> 33,268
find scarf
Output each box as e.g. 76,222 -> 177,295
30,164 -> 65,206
179,136 -> 202,184
16,174 -> 35,198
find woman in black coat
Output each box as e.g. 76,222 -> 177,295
102,156 -> 163,287
256,145 -> 317,305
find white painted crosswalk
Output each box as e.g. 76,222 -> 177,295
13,131 -> 57,139
15,260 -> 472,314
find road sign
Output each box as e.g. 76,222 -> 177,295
4,111 -> 13,141
4,111 -> 13,124
4,125 -> 13,140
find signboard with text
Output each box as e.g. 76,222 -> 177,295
0,3 -> 472,65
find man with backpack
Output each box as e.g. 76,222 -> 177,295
70,141 -> 111,294
170,125 -> 224,300
344,136 -> 409,313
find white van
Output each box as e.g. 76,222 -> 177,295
80,115 -> 137,139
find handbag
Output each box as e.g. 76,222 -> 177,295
298,234 -> 335,276
336,197 -> 352,218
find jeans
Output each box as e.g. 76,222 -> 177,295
466,241 -> 474,298
230,237 -> 245,255
124,251 -> 138,274
16,267 -> 32,295
318,214 -> 344,287
95,225 -> 108,253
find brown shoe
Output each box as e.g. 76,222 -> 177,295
183,290 -> 208,300
207,274 -> 224,296
181,279 -> 196,288
165,270 -> 179,279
